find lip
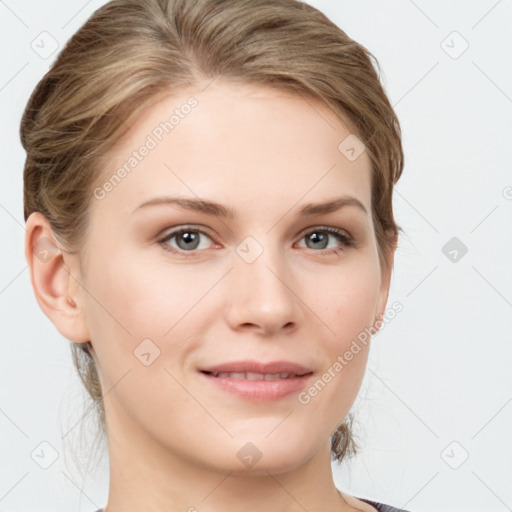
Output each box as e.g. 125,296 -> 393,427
199,360 -> 313,375
198,360 -> 314,402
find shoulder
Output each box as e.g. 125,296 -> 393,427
339,491 -> 412,512
356,496 -> 414,512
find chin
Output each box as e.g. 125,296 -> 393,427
200,435 -> 317,476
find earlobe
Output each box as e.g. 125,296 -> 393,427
25,212 -> 90,343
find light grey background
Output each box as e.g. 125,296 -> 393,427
1,1 -> 511,511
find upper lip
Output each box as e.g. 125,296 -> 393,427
199,360 -> 313,376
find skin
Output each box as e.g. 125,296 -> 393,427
25,79 -> 395,512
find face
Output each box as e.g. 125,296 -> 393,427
75,79 -> 392,474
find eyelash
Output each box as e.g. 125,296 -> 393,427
157,225 -> 355,258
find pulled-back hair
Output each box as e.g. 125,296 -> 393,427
21,0 -> 403,464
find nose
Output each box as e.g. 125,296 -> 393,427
224,242 -> 300,336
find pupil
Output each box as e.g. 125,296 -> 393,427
179,232 -> 198,249
309,232 -> 327,249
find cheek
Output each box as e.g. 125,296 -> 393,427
296,265 -> 380,430
82,249 -> 225,383
311,259 -> 381,348
86,250 -> 212,337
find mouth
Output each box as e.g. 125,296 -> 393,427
200,370 -> 311,380
198,361 -> 314,401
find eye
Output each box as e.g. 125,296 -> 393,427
158,226 -> 216,256
296,226 -> 355,255
158,225 -> 355,258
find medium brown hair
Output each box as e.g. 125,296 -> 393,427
21,0 -> 404,464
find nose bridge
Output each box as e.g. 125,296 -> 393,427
227,234 -> 299,333
235,235 -> 293,302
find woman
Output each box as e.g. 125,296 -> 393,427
21,0 -> 409,510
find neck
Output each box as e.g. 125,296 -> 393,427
101,407 -> 359,512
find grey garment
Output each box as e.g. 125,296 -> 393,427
358,497 -> 413,512
94,498 -> 412,512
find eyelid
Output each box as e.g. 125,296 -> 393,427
298,224 -> 353,240
158,224 -> 217,245
296,225 -> 355,249
157,224 -> 353,241
158,224 -> 215,240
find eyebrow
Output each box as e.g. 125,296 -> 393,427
132,195 -> 368,217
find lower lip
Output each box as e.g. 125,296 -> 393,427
199,371 -> 313,401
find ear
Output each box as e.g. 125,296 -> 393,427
373,231 -> 398,330
25,212 -> 90,343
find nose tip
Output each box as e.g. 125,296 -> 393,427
239,316 -> 296,336
225,251 -> 300,336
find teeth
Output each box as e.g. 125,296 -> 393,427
246,372 -> 264,380
217,372 -> 246,379
211,371 -> 296,380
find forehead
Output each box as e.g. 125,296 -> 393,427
91,80 -> 372,218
